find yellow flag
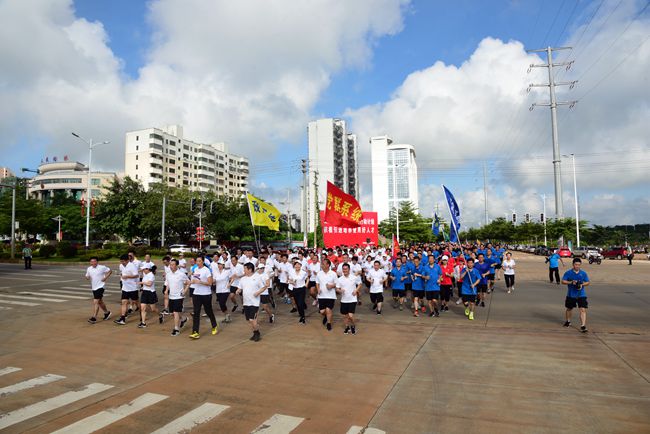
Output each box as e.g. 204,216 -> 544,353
246,193 -> 281,231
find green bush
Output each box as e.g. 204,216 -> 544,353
38,245 -> 57,258
79,250 -> 114,262
104,242 -> 129,252
0,252 -> 10,260
57,241 -> 78,258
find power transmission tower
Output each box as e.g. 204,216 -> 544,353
527,46 -> 578,219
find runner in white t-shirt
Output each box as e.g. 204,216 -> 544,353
228,256 -> 245,313
367,261 -> 388,315
336,263 -> 361,335
165,259 -> 190,336
211,260 -> 232,323
161,256 -> 172,315
307,252 -> 321,307
188,257 -> 218,339
85,256 -> 112,324
237,263 -> 267,342
137,264 -> 162,328
256,262 -> 275,324
114,254 -> 141,325
502,251 -> 516,293
316,258 -> 338,331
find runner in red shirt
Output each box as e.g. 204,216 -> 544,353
439,255 -> 454,312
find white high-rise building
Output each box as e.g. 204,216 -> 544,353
307,118 -> 359,232
124,125 -> 249,198
370,135 -> 418,222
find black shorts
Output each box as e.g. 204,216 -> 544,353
487,274 -> 495,281
121,290 -> 138,301
495,264 -> 502,269
286,288 -> 294,297
162,285 -> 168,296
318,299 -> 335,310
405,283 -> 412,292
340,302 -> 357,315
243,305 -> 259,321
412,289 -> 425,299
140,291 -> 158,305
425,291 -> 440,301
369,292 -> 384,304
308,281 -> 316,289
260,294 -> 271,305
92,288 -> 105,300
462,294 -> 477,303
565,297 -> 588,309
392,289 -> 405,298
440,284 -> 452,301
216,292 -> 229,311
478,284 -> 488,293
229,285 -> 238,294
169,298 -> 184,313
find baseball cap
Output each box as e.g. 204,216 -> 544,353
441,255 -> 449,261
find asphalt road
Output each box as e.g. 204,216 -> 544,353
0,255 -> 648,433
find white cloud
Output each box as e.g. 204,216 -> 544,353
0,0 -> 409,172
347,0 -> 650,227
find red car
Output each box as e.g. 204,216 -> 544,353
557,247 -> 572,258
602,246 -> 628,260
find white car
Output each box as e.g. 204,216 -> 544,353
169,244 -> 192,254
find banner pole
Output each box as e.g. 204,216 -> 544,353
441,185 -> 459,242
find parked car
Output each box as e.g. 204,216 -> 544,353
602,246 -> 628,260
573,246 -> 600,259
557,247 -> 573,258
169,244 -> 192,254
535,245 -> 550,256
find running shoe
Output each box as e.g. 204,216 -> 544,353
138,322 -> 147,328
351,327 -> 356,335
189,331 -> 200,339
103,311 -> 112,321
211,325 -> 219,335
563,321 -> 571,327
480,301 -> 485,307
270,314 -> 275,324
326,323 -> 332,331
127,308 -> 133,315
231,304 -> 238,312
376,310 -> 382,315
253,331 -> 261,342
455,299 -> 462,305
399,305 -> 403,311
290,308 -> 298,313
114,318 -> 126,325
299,317 -> 306,325
180,318 -> 188,328
87,317 -> 97,324
507,289 -> 511,294
444,305 -> 449,311
249,333 -> 256,341
468,312 -> 474,320
429,311 -> 435,318
171,329 -> 180,336
580,326 -> 588,333
434,310 -> 440,317
202,313 -> 208,317
344,326 -> 350,334
271,299 -> 276,308
357,300 -> 362,305
464,307 -> 470,316
413,310 -> 419,317
159,314 -> 164,324
162,308 -> 170,315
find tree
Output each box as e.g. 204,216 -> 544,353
95,177 -> 146,241
0,178 -> 48,239
378,201 -> 434,242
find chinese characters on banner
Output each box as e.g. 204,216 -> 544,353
324,181 -> 362,228
321,211 -> 378,248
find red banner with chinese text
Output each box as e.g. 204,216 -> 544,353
321,211 -> 378,248
324,181 -> 362,228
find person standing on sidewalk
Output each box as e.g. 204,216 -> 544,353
562,257 -> 590,333
85,256 -> 112,324
22,244 -> 33,270
547,249 -> 564,284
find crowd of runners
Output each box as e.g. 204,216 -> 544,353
83,242 -> 590,341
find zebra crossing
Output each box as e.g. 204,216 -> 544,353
0,285 -> 109,310
0,366 -> 386,433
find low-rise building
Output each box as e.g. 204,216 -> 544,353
27,161 -> 116,203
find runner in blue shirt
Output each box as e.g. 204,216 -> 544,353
485,249 -> 498,293
423,255 -> 443,317
561,257 -> 591,333
390,258 -> 408,311
410,257 -> 425,317
473,253 -> 491,308
404,253 -> 415,299
547,250 -> 564,284
460,258 -> 481,321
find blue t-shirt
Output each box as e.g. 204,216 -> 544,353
424,263 -> 442,291
432,250 -> 440,260
474,261 -> 490,285
461,268 -> 482,295
485,256 -> 498,274
563,269 -> 589,298
404,261 -> 415,284
390,267 -> 407,290
549,253 -> 560,268
496,248 -> 505,260
477,249 -> 486,257
411,263 -> 425,290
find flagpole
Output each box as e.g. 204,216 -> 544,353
441,185 -> 459,242
246,192 -> 261,253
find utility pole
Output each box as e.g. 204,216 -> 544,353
483,162 -> 489,225
313,170 -> 319,249
527,46 -> 578,219
301,159 -> 308,246
52,215 -> 64,242
563,153 -> 580,247
541,193 -> 547,246
10,180 -> 16,259
161,195 -> 166,248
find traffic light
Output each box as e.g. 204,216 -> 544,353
196,226 -> 205,241
525,213 -> 530,223
512,213 -> 516,224
540,213 -> 544,223
190,198 -> 196,211
209,201 -> 214,213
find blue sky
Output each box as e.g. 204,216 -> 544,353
2,0 -> 648,227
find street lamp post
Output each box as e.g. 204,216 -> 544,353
52,215 -> 64,241
563,153 -> 580,247
72,133 -> 109,249
0,179 -> 17,259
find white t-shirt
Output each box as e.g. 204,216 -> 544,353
240,274 -> 265,307
178,258 -> 187,270
502,259 -> 516,275
229,263 -> 245,288
191,266 -> 212,295
141,272 -> 156,292
351,263 -> 363,276
140,261 -> 155,271
316,270 -> 338,300
86,265 -> 110,291
163,265 -> 171,282
288,268 -> 308,290
337,274 -> 359,303
256,270 -> 271,295
120,262 -> 140,292
308,262 -> 321,282
130,259 -> 142,274
278,262 -> 290,283
240,255 -> 258,266
211,266 -> 231,293
367,268 -> 387,293
166,269 -> 189,300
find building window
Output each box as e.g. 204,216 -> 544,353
135,175 -> 138,179
135,165 -> 138,170
136,136 -> 139,141
136,146 -> 139,151
91,178 -> 101,186
135,155 -> 138,161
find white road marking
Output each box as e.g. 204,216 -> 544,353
51,392 -> 168,434
0,279 -> 77,288
346,427 -> 386,434
149,402 -> 229,434
0,293 -> 67,303
251,414 -> 305,434
0,306 -> 12,310
0,273 -> 62,278
61,287 -> 115,294
0,367 -> 21,376
0,382 -> 113,430
0,374 -> 66,397
0,298 -> 41,307
42,289 -> 99,296
19,292 -> 87,300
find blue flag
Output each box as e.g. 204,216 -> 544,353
442,185 -> 461,243
433,213 -> 440,236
